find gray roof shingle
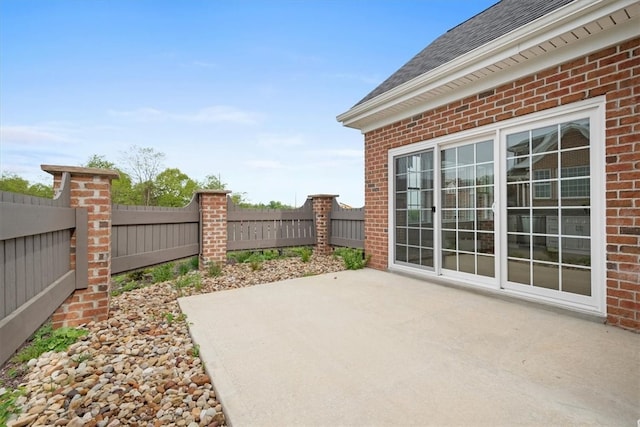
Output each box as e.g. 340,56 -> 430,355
355,0 -> 576,106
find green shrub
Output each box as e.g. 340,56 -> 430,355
207,261 -> 223,277
246,253 -> 263,271
174,273 -> 202,291
151,262 -> 174,283
177,262 -> 191,276
189,256 -> 199,270
0,387 -> 25,426
110,280 -> 144,296
334,248 -> 370,270
13,323 -> 88,363
299,247 -> 312,262
126,269 -> 146,282
227,251 -> 253,263
262,249 -> 280,260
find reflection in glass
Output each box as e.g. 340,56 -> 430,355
441,148 -> 456,168
562,267 -> 591,296
531,124 -> 558,153
477,255 -> 495,277
458,144 -> 474,165
533,262 -> 559,290
561,237 -> 590,266
396,157 -> 407,174
508,234 -> 530,259
507,131 -> 529,156
476,164 -> 494,185
396,228 -> 406,244
408,228 -> 420,246
396,210 -> 406,226
396,193 -> 407,209
442,251 -> 457,270
442,231 -> 457,250
477,232 -> 494,254
458,232 -> 475,252
396,246 -> 407,262
476,140 -> 493,163
408,246 -> 420,264
459,253 -> 475,274
421,249 -> 434,267
508,259 -> 530,285
561,149 -> 590,172
507,209 -> 531,233
560,119 -> 589,150
507,157 -> 530,182
561,209 -> 590,236
396,174 -> 407,192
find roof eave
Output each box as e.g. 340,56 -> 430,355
337,0 -> 636,132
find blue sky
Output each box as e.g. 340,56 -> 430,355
1,0 -> 495,206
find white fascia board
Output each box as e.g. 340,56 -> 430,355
336,0 -> 637,131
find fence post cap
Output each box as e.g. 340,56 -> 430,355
196,189 -> 232,195
308,194 -> 339,199
41,165 -> 120,180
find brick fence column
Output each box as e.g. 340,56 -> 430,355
198,190 -> 231,268
42,165 -> 119,328
309,194 -> 338,255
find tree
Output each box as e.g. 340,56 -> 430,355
0,173 -> 53,198
121,146 -> 165,206
84,155 -> 138,205
154,168 -> 199,207
200,174 -> 227,190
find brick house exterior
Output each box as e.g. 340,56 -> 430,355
338,0 -> 640,330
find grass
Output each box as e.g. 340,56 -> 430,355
13,323 -> 88,363
0,387 -> 25,426
190,344 -> 200,358
174,273 -> 202,292
333,247 -> 370,270
206,261 -> 223,277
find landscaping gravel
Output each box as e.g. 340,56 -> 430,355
3,255 -> 345,426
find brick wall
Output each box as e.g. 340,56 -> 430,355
310,195 -> 338,255
199,190 -> 231,266
45,167 -> 119,328
363,37 -> 640,330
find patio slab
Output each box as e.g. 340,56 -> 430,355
178,269 -> 640,426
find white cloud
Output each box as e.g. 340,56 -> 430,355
0,125 -> 71,145
108,106 -> 263,125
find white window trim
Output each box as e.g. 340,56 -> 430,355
387,96 -> 606,315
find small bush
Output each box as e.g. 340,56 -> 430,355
189,256 -> 199,270
177,262 -> 191,276
334,248 -> 370,270
262,249 -> 280,260
207,261 -> 223,277
246,253 -> 263,271
126,270 -> 145,282
0,387 -> 25,426
13,323 -> 88,363
110,281 -> 144,296
227,251 -> 253,263
152,262 -> 174,283
174,273 -> 202,291
299,247 -> 312,262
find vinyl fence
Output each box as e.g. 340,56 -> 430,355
330,199 -> 365,249
0,174 -> 88,365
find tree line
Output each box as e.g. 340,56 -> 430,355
0,146 -> 292,209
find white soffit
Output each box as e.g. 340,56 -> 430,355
337,0 -> 640,133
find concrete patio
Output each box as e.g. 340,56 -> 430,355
178,269 -> 640,426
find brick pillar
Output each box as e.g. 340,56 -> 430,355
198,190 -> 231,268
42,165 -> 119,328
309,194 -> 338,255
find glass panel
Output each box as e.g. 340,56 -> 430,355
508,259 -> 530,285
458,213 -> 475,230
533,235 -> 558,262
420,191 -> 434,209
508,234 -> 530,259
477,209 -> 493,229
442,190 -> 456,208
561,237 -> 590,266
396,192 -> 407,209
458,166 -> 475,187
507,131 -> 529,156
561,179 -> 589,202
533,262 -> 559,290
458,144 -> 475,165
396,210 -> 406,226
396,157 -> 407,174
508,209 -> 530,233
507,183 -> 529,207
561,209 -> 590,236
395,174 -> 407,192
477,255 -> 494,278
531,209 -> 558,234
459,232 -> 475,252
396,245 -> 407,262
459,253 -> 475,274
421,152 -> 434,170
507,157 -> 530,183
421,229 -> 434,248
477,232 -> 494,254
532,154 -> 557,176
441,148 -> 456,168
532,181 -> 556,205
531,124 -> 558,153
562,267 -> 591,296
560,119 -> 589,150
458,188 -> 474,209
420,172 -> 433,189
408,228 -> 420,246
442,169 -> 457,190
408,246 -> 420,264
441,210 -> 456,229
442,251 -> 457,270
407,171 -> 420,190
396,228 -> 406,244
476,164 -> 494,185
476,140 -> 493,163
442,231 -> 457,250
420,209 -> 433,226
561,149 -> 589,177
421,249 -> 434,267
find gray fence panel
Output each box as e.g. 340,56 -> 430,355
111,197 -> 200,274
227,198 -> 316,251
0,173 -> 77,365
330,199 -> 365,249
